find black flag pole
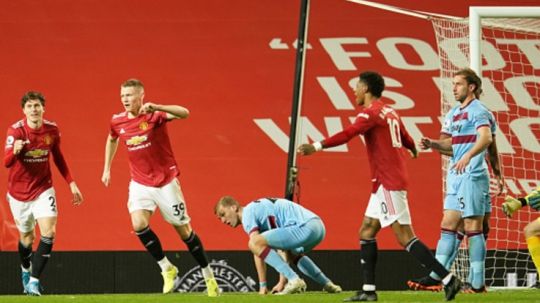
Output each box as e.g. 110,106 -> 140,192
285,0 -> 310,201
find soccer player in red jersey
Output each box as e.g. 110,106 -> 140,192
297,71 -> 462,301
101,79 -> 218,296
4,91 -> 84,296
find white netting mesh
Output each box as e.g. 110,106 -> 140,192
430,16 -> 540,287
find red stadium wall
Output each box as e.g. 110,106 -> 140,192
0,0 -> 538,251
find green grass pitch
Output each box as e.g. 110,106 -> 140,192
0,290 -> 538,303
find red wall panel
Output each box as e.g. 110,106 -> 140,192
0,0 -> 537,251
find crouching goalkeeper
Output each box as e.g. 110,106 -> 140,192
502,186 -> 540,285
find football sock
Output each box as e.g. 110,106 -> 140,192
526,236 -> 540,274
429,229 -> 456,280
18,241 -> 32,270
448,231 -> 464,268
468,231 -> 486,289
136,226 -> 165,261
360,239 -> 377,290
259,247 -> 298,281
31,236 -> 53,279
183,231 -> 209,268
406,237 -> 450,281
295,255 -> 330,286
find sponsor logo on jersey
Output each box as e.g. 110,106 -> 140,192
176,259 -> 256,293
139,121 -> 149,130
126,135 -> 148,146
25,149 -> 49,158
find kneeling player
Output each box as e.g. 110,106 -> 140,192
214,196 -> 341,295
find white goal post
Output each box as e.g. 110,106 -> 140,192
469,6 -> 540,74
464,6 -> 540,288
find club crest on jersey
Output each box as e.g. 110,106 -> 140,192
126,135 -> 148,146
43,134 -> 53,145
25,149 -> 49,158
139,121 -> 149,130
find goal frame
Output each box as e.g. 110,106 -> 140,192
469,6 -> 540,74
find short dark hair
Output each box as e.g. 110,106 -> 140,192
121,78 -> 144,90
21,91 -> 45,108
455,68 -> 482,98
359,71 -> 385,98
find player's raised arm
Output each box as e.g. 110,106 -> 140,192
298,116 -> 369,156
297,142 -> 320,156
101,134 -> 119,187
139,102 -> 189,120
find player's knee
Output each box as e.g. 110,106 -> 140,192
132,221 -> 148,232
41,229 -> 56,239
131,213 -> 150,231
248,235 -> 266,253
359,221 -> 378,239
174,223 -> 193,240
20,232 -> 35,246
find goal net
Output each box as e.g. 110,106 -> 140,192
430,14 -> 540,287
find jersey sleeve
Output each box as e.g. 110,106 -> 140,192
51,130 -> 74,184
241,205 -> 260,235
4,127 -> 21,168
473,109 -> 492,130
109,119 -> 119,139
323,111 -> 375,148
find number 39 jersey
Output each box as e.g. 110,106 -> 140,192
323,100 -> 415,192
109,111 -> 179,187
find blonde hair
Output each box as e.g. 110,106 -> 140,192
214,196 -> 239,214
121,78 -> 144,92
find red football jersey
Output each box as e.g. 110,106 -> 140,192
4,119 -> 73,201
323,100 -> 415,192
109,111 -> 179,187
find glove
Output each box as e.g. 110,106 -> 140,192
525,188 -> 540,211
502,195 -> 522,218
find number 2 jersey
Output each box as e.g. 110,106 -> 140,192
322,100 -> 415,193
241,198 -> 320,235
109,111 -> 179,187
4,119 -> 73,202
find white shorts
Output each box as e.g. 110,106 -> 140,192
8,187 -> 57,233
365,185 -> 412,228
128,179 -> 191,226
